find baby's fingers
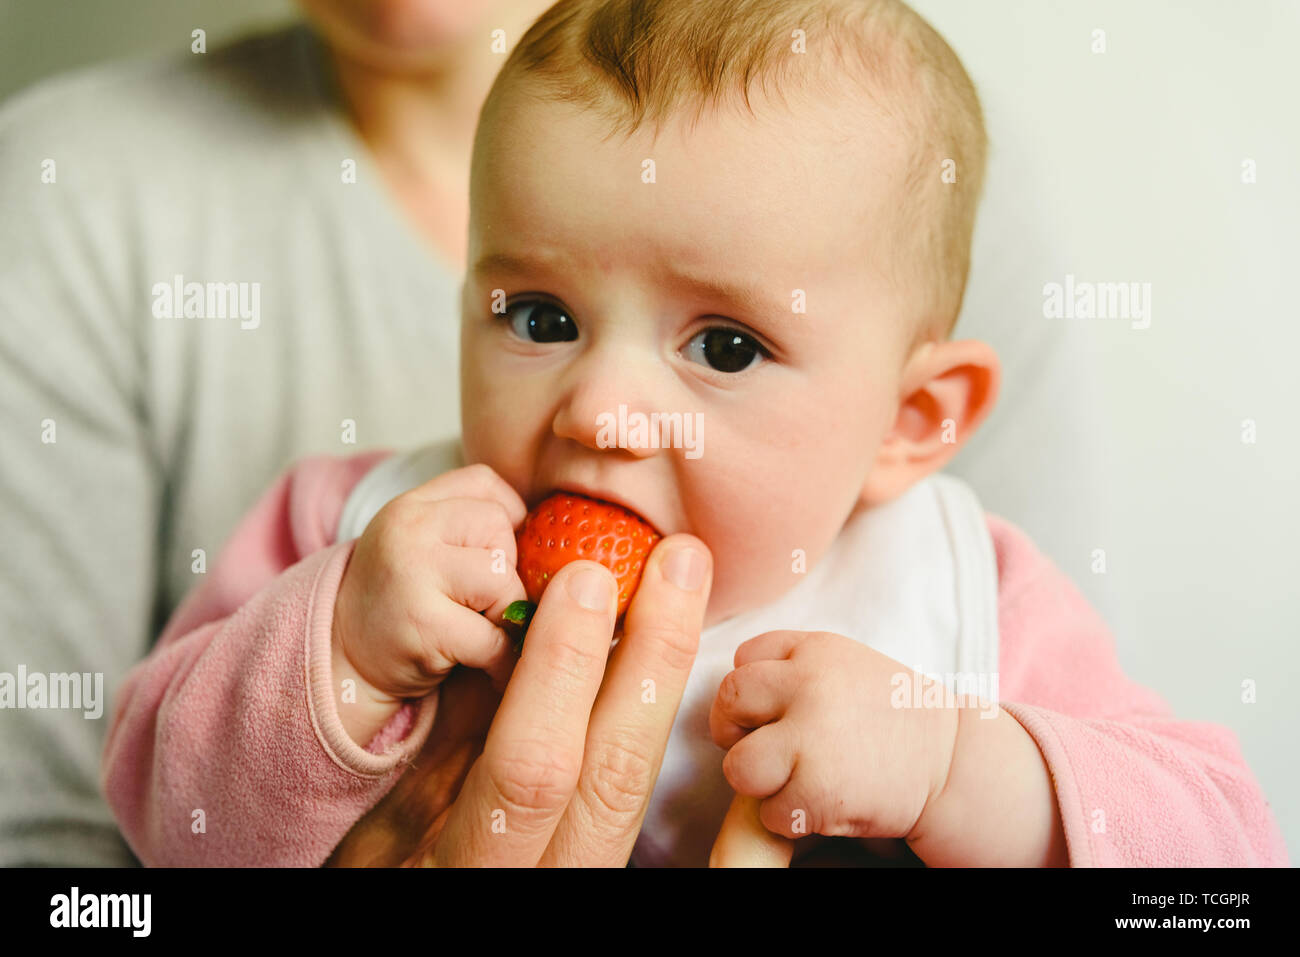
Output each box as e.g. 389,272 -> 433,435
722,722 -> 797,803
709,659 -> 793,750
404,462 -> 528,528
434,543 -> 527,621
425,497 -> 521,566
429,597 -> 519,693
723,724 -> 824,841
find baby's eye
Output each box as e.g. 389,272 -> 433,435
500,298 -> 579,343
682,327 -> 768,374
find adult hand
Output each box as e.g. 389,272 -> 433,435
327,534 -> 712,867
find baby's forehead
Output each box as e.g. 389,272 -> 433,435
472,86 -> 920,328
490,66 -> 912,157
480,79 -> 913,235
471,2 -> 978,344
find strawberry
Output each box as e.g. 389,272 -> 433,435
502,492 -> 661,647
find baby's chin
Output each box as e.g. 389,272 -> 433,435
609,576 -> 747,641
701,563 -> 815,632
699,585 -> 764,632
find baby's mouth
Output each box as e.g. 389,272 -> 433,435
538,485 -> 662,538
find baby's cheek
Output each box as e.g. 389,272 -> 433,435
459,425 -> 501,477
701,521 -> 821,625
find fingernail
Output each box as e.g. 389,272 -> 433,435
662,546 -> 704,591
567,565 -> 614,612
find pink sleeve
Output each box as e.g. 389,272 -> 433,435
987,513 -> 1289,867
99,450 -> 441,866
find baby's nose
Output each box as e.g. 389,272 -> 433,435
551,349 -> 664,457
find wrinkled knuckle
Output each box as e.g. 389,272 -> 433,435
805,770 -> 841,826
790,630 -> 829,662
489,744 -> 580,817
632,617 -> 699,673
585,737 -> 655,820
426,539 -> 457,578
545,634 -> 609,682
718,669 -> 744,712
409,636 -> 446,684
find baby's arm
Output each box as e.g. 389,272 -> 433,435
99,450 -> 441,866
911,514 -> 1288,867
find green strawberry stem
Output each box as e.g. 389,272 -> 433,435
502,599 -> 537,653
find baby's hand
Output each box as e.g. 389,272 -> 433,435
332,464 -> 528,744
709,631 -> 961,844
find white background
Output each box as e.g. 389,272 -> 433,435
913,0 -> 1299,865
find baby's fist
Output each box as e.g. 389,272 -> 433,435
709,630 -> 961,843
333,463 -> 528,708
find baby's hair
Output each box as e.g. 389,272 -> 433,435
481,0 -> 987,342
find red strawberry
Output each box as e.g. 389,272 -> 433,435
502,492 -> 660,645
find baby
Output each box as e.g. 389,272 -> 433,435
101,0 -> 1287,867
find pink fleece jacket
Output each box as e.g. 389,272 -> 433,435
99,450 -> 1290,867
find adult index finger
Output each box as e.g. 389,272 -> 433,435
429,560 -> 618,866
540,534 -> 712,867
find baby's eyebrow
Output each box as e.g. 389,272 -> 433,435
472,250 -> 788,324
471,251 -> 562,277
666,269 -> 787,324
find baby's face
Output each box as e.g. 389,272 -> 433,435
461,88 -> 917,627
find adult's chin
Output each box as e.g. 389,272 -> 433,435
298,0 -> 486,73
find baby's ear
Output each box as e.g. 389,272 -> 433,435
861,339 -> 1000,507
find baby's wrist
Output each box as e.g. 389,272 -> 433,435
907,704 -> 1061,867
329,629 -> 403,748
908,706 -> 972,854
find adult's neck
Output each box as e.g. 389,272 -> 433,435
328,37 -> 502,178
323,1 -> 544,260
